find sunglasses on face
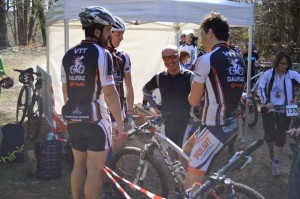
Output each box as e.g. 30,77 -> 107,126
162,54 -> 178,62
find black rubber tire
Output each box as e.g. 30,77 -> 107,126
109,146 -> 169,198
27,95 -> 43,141
16,86 -> 29,124
197,182 -> 265,199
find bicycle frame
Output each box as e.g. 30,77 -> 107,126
187,139 -> 264,199
249,71 -> 264,93
131,120 -> 190,196
121,117 -> 264,198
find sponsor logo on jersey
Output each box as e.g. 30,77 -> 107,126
69,56 -> 86,87
228,58 -> 244,76
70,56 -> 85,74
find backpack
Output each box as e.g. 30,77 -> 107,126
0,123 -> 25,163
35,139 -> 62,180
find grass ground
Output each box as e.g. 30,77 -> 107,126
0,47 -> 72,199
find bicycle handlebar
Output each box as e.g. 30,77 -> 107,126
13,68 -> 41,76
127,116 -> 163,137
192,139 -> 264,198
242,139 -> 264,156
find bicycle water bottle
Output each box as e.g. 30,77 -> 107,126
46,131 -> 56,140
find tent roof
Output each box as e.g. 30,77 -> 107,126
46,0 -> 254,27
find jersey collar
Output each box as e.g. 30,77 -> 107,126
211,42 -> 228,51
81,40 -> 98,45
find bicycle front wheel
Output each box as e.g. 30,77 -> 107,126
197,182 -> 265,199
109,146 -> 169,198
16,86 -> 29,124
27,95 -> 43,141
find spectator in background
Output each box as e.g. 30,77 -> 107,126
143,45 -> 193,150
179,50 -> 191,69
227,32 -> 243,56
179,34 -> 186,46
258,51 -> 300,176
243,43 -> 260,85
179,33 -> 198,71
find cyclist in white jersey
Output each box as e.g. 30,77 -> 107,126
183,13 -> 246,191
105,16 -> 134,154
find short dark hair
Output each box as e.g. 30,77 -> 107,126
274,51 -> 292,70
83,23 -> 104,38
200,12 -> 229,41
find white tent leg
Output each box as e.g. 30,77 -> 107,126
64,19 -> 69,53
46,26 -> 50,72
243,26 -> 253,142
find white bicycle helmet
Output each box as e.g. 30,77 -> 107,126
112,16 -> 126,32
79,6 -> 115,28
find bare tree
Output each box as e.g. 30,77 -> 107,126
254,0 -> 300,61
0,0 -> 10,48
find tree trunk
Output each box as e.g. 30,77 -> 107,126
0,0 -> 10,48
36,0 -> 46,46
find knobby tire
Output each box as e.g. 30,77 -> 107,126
109,146 -> 169,198
16,86 -> 29,124
196,182 -> 265,199
27,95 -> 43,141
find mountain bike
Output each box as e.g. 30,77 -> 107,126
110,116 -> 265,198
238,92 -> 258,128
13,68 -> 43,141
186,139 -> 265,199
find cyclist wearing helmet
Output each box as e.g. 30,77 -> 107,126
61,6 -> 124,199
105,16 -> 134,155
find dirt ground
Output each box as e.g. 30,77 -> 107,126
0,47 -> 295,199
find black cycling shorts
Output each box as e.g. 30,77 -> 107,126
67,122 -> 106,152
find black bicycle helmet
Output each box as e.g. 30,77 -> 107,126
112,16 -> 126,32
1,77 -> 14,89
79,6 -> 115,28
19,73 -> 32,84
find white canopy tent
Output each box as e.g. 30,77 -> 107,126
46,0 -> 254,114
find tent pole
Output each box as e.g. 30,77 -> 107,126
46,26 -> 50,72
244,26 -> 253,141
64,19 -> 69,53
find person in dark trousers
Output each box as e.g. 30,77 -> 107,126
258,51 -> 300,176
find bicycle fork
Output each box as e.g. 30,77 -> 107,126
133,143 -> 155,185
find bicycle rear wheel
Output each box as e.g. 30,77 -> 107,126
27,95 -> 43,141
109,146 -> 169,198
198,182 -> 265,199
16,86 -> 29,124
